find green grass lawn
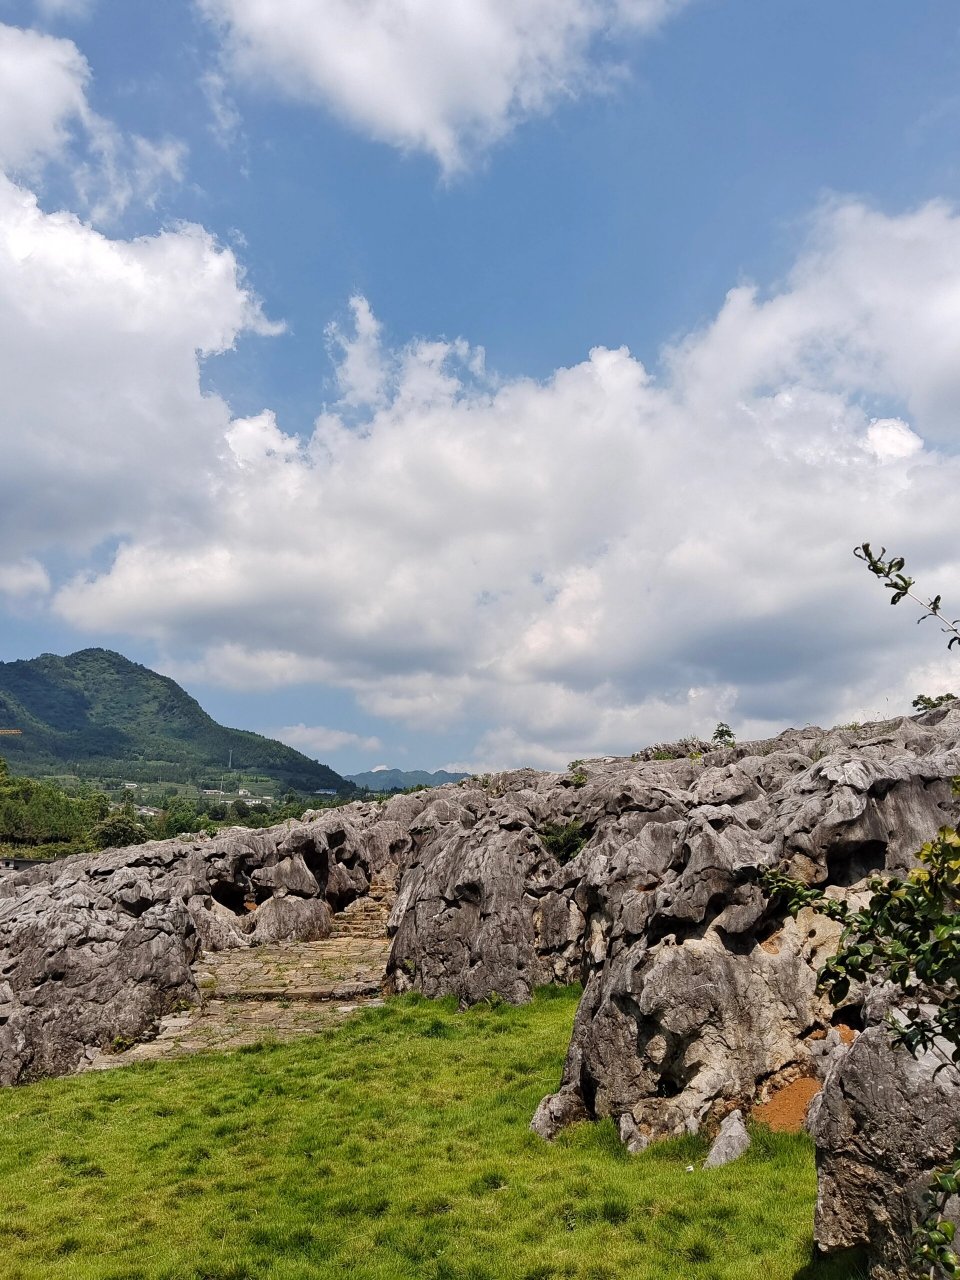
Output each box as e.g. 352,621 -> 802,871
0,987 -> 865,1280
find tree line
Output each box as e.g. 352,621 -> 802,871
0,757 -> 345,860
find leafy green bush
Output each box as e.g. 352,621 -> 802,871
568,760 -> 588,787
539,819 -> 589,863
0,757 -> 109,855
90,813 -> 149,850
913,692 -> 957,711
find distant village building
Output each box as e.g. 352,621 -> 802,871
122,782 -> 138,790
0,853 -> 70,873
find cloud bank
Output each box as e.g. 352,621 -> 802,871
7,188 -> 955,764
198,0 -> 689,171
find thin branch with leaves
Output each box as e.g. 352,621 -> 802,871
855,543 -> 960,650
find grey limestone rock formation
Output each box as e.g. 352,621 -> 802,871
0,793 -> 427,1084
385,711 -> 960,1151
703,1108 -> 751,1168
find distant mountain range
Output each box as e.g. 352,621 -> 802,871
345,768 -> 468,792
0,649 -> 346,794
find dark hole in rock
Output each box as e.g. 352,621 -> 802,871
299,840 -> 329,892
831,1004 -> 865,1033
716,928 -> 754,955
326,829 -> 346,850
455,880 -> 482,905
210,881 -> 250,915
580,1067 -> 598,1114
655,1074 -> 683,1098
704,887 -> 732,917
754,913 -> 786,946
826,840 -> 887,887
117,896 -> 153,919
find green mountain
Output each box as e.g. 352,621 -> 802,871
0,649 -> 346,793
345,768 -> 468,792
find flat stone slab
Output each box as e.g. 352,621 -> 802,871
201,936 -> 390,1000
82,932 -> 391,1071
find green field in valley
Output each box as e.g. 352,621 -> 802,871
0,987 -> 865,1280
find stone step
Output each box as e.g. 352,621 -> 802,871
216,977 -> 383,1003
329,899 -> 391,941
330,931 -> 388,943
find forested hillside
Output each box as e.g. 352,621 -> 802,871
0,649 -> 345,793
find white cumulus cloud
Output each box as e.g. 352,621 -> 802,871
197,0 -> 690,171
0,23 -> 89,173
0,559 -> 51,600
0,21 -> 186,221
42,198 -> 960,765
0,172 -> 279,563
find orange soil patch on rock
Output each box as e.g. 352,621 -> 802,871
752,1076 -> 822,1132
758,929 -> 783,956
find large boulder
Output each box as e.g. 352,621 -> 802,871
386,778 -> 570,1003
812,992 -> 960,1278
0,890 -> 196,1085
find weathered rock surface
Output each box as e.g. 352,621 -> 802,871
704,1109 -> 751,1168
811,989 -> 960,1278
0,794 -> 425,1084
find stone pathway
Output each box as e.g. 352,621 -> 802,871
84,897 -> 392,1071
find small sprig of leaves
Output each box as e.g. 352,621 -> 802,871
855,543 -> 960,650
712,722 -> 736,747
913,1154 -> 960,1277
539,818 -> 589,864
764,829 -> 960,1047
567,760 -> 588,788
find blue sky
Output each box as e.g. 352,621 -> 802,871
2,0 -> 960,775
